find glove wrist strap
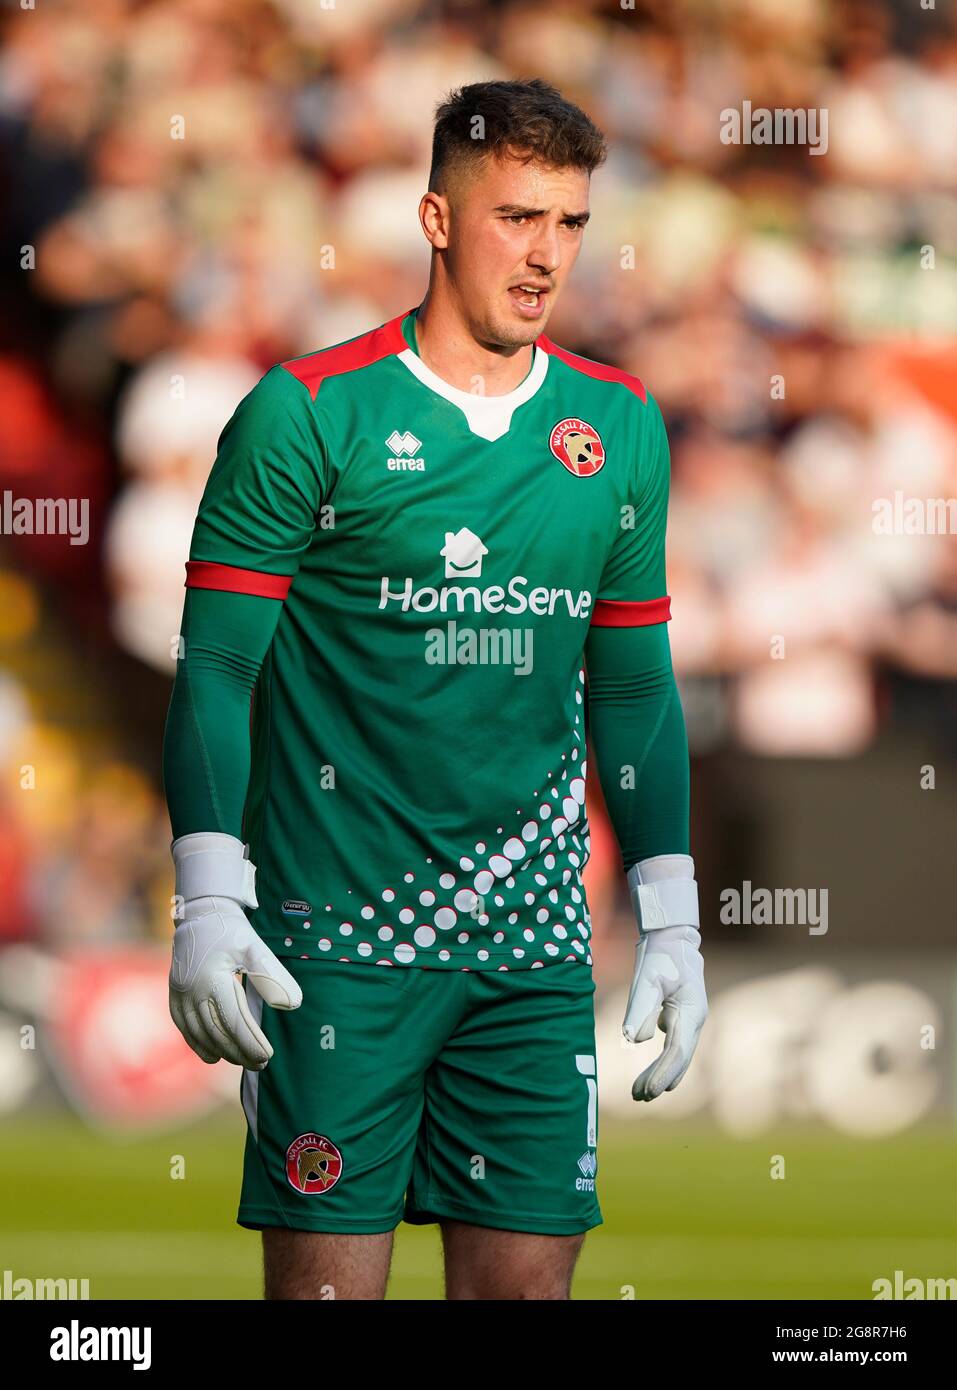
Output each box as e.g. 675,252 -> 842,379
171,832 -> 258,909
627,856 -> 699,934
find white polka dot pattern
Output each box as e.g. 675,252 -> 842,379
267,671 -> 594,973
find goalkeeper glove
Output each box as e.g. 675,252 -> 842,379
168,832 -> 302,1069
623,853 -> 708,1101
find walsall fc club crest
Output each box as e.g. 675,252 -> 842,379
549,417 -> 605,477
285,1133 -> 343,1194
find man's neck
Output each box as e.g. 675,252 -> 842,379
412,294 -> 534,396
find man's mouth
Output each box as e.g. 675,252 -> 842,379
507,284 -> 550,315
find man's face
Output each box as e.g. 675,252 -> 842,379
435,152 -> 591,349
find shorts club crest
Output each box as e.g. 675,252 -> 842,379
285,1133 -> 344,1195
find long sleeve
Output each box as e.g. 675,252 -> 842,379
585,388 -> 688,870
584,620 -> 689,871
163,363 -> 325,839
163,586 -> 281,838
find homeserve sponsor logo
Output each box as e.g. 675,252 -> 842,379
378,528 -> 593,676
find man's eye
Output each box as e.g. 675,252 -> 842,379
507,215 -> 527,224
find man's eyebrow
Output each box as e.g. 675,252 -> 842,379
493,204 -> 591,222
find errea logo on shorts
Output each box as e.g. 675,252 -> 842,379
576,1150 -> 597,1192
378,529 -> 593,620
386,429 -> 425,470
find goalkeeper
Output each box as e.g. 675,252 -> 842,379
163,76 -> 706,1301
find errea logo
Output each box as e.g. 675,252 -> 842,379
575,1150 -> 597,1192
386,429 -> 425,471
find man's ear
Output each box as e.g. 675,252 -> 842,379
420,191 -> 452,250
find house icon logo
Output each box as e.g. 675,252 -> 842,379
441,528 -> 488,579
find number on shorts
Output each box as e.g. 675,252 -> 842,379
575,1053 -> 597,1147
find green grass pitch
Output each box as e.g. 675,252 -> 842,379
1,1113 -> 955,1299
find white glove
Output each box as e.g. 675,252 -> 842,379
169,833 -> 302,1069
623,854 -> 708,1101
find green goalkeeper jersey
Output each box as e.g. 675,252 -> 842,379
182,305 -> 672,970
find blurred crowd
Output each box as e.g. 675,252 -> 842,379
1,0 -> 956,949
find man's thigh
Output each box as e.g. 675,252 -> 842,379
238,960 -> 458,1234
262,1228 -> 394,1300
405,961 -> 602,1242
441,1220 -> 586,1300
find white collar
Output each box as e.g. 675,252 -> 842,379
396,342 -> 549,442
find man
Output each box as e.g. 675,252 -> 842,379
164,77 -> 706,1301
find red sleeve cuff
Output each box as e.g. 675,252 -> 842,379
185,560 -> 292,600
591,595 -> 671,627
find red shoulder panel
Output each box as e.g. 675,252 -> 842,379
535,334 -> 646,402
281,308 -> 414,400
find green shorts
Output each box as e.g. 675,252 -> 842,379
237,958 -> 602,1236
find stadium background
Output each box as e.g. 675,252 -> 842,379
1,0 -> 956,1299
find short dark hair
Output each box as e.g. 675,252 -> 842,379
429,78 -> 607,198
